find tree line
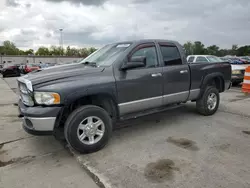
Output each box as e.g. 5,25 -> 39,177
0,41 -> 97,57
183,41 -> 250,56
1,40 -> 250,57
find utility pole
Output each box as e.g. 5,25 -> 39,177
59,28 -> 63,56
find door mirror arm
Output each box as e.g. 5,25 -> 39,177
120,56 -> 146,70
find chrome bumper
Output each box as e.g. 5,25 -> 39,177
23,116 -> 56,131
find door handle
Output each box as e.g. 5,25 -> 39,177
151,73 -> 162,77
180,70 -> 188,74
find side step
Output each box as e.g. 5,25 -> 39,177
120,104 -> 183,121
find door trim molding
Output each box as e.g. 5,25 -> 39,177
118,90 -> 200,115
188,89 -> 200,100
118,95 -> 162,115
162,91 -> 189,105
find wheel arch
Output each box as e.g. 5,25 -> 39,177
197,73 -> 225,100
201,73 -> 225,92
57,90 -> 119,129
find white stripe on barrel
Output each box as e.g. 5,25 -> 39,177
243,80 -> 250,84
245,72 -> 250,77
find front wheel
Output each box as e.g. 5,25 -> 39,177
196,86 -> 220,116
64,105 -> 112,153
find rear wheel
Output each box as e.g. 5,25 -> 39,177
196,86 -> 220,116
64,105 -> 112,153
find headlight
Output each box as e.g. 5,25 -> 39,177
232,70 -> 241,74
34,92 -> 60,105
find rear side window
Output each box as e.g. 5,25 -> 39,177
188,56 -> 195,62
196,56 -> 209,63
159,45 -> 182,66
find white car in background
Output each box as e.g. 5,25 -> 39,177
187,55 -> 246,85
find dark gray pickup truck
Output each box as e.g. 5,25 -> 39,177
17,39 -> 231,153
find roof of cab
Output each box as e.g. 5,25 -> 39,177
111,39 -> 181,46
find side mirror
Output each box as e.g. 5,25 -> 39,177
121,56 -> 146,70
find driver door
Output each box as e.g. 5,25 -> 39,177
114,43 -> 164,115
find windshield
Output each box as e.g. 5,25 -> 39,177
79,43 -> 131,66
207,56 -> 223,62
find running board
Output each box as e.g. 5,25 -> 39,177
119,104 -> 183,121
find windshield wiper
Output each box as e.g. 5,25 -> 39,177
82,61 -> 97,67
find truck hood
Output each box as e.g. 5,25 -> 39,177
22,63 -> 105,85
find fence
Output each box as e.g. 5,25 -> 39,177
0,55 -> 83,65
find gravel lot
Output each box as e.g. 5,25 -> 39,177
1,76 -> 250,188
0,77 -> 98,188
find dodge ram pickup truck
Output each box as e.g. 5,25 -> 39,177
17,39 -> 231,153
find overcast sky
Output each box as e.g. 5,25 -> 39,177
0,0 -> 250,50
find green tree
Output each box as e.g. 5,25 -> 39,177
66,46 -> 71,56
2,40 -> 19,55
231,44 -> 238,55
35,47 -> 50,56
65,46 -> 80,56
69,47 -> 79,56
0,46 -> 4,55
23,49 -> 34,55
206,45 -> 220,56
78,48 -> 89,57
50,46 -> 64,56
218,49 -> 230,57
236,45 -> 250,56
193,41 -> 206,55
88,47 -> 97,55
183,41 -> 194,55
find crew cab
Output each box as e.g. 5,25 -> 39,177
17,39 -> 231,153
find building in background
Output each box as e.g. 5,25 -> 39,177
0,55 -> 82,65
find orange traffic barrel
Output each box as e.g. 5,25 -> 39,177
242,66 -> 250,94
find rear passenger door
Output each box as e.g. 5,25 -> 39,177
158,43 -> 191,105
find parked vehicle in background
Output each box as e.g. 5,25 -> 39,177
187,55 -> 245,85
0,64 -> 3,74
220,57 -> 247,85
38,63 -> 57,70
239,56 -> 250,63
187,55 -> 223,63
227,57 -> 243,64
230,65 -> 246,85
24,64 -> 40,74
19,64 -> 26,74
18,39 -> 231,154
39,63 -> 50,69
1,65 -> 21,77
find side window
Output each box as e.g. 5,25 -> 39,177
188,56 -> 195,63
196,56 -> 209,63
130,46 -> 158,68
160,45 -> 182,66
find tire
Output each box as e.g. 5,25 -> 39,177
196,86 -> 220,116
64,105 -> 112,154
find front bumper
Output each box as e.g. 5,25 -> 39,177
19,100 -> 62,135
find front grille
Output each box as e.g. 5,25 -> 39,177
18,81 -> 34,106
